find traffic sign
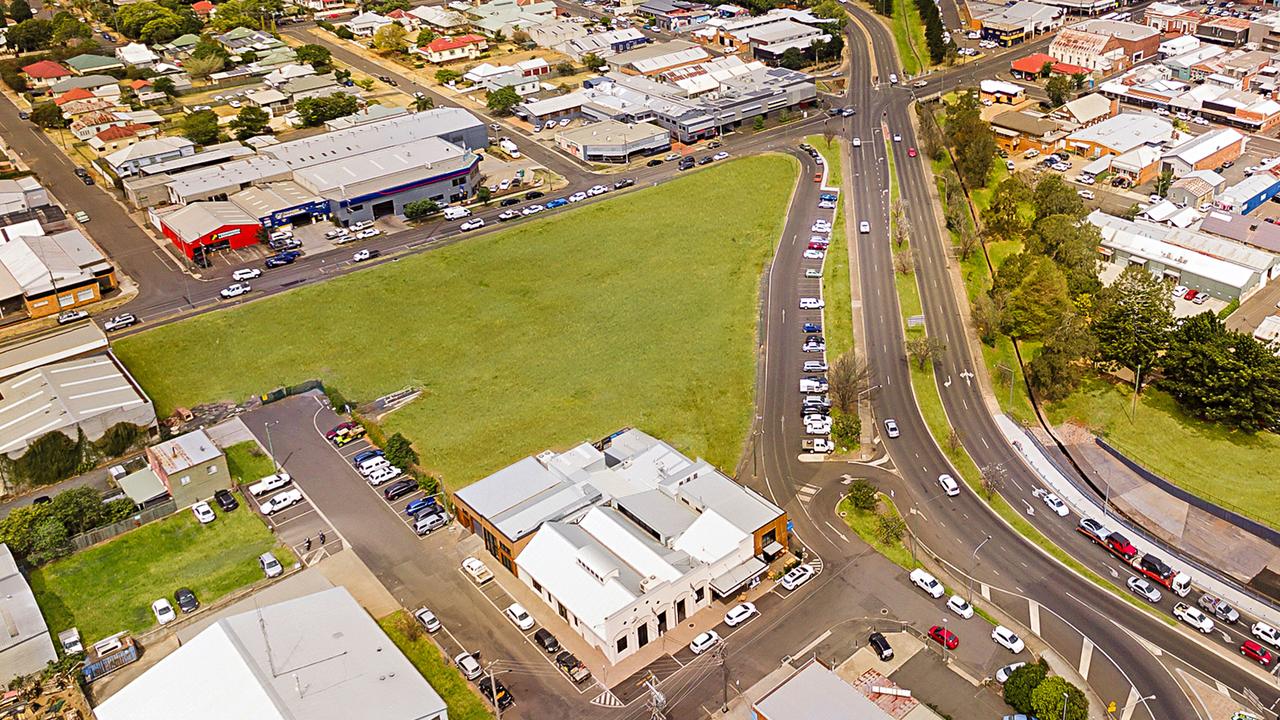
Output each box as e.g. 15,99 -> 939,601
787,520 -> 794,532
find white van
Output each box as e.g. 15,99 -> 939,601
499,138 -> 522,158
443,206 -> 471,220
357,456 -> 391,476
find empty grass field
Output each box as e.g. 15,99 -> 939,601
29,502 -> 293,642
379,612 -> 493,720
116,156 -> 798,489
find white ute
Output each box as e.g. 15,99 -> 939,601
1173,603 -> 1215,633
910,568 -> 944,599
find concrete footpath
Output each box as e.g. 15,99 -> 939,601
995,415 -> 1280,630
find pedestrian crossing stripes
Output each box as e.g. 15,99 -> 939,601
796,484 -> 820,502
591,690 -> 624,708
809,556 -> 825,574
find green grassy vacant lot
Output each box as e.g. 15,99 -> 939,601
29,502 -> 293,641
889,0 -> 927,76
837,494 -> 913,569
117,156 -> 798,489
379,613 -> 493,720
225,441 -> 276,484
1047,378 -> 1280,529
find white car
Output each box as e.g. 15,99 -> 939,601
460,218 -> 485,231
938,474 -> 960,497
724,602 -> 758,627
689,630 -> 722,654
191,501 -> 215,524
462,556 -> 493,585
259,488 -> 303,515
1041,492 -> 1069,517
568,191 -> 587,203
1127,576 -> 1162,603
805,268 -> 822,278
884,419 -> 900,438
910,568 -> 944,599
414,607 -> 442,633
353,249 -> 376,262
859,221 -> 871,233
712,151 -> 728,161
152,598 -> 176,625
521,204 -> 545,216
893,134 -> 902,142
780,563 -> 815,590
853,137 -> 861,147
995,662 -> 1026,684
356,228 -> 381,239
991,625 -> 1025,653
232,268 -> 262,281
1076,175 -> 1095,185
455,652 -> 483,680
588,184 -> 608,196
799,297 -> 824,309
803,249 -> 825,260
220,283 -> 251,299
1077,190 -> 1095,200
248,472 -> 291,497
1171,284 -> 1188,299
103,313 -> 138,332
811,221 -> 832,233
947,594 -> 974,619
1252,621 -> 1280,649
505,603 -> 536,631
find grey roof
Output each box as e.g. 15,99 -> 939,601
148,428 -> 222,474
323,103 -> 408,131
0,320 -> 107,382
229,181 -> 322,218
1199,210 -> 1280,253
50,74 -> 117,92
456,455 -> 568,518
609,39 -> 700,67
139,141 -> 254,177
0,544 -> 57,681
753,660 -> 894,720
677,471 -> 781,534
164,157 -> 291,199
118,467 -> 168,504
261,107 -> 484,168
292,137 -> 471,199
615,488 -> 697,540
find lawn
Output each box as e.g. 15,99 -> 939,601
889,0 -> 926,76
837,493 -> 914,569
807,135 -> 853,357
28,501 -> 293,642
1046,377 -> 1280,529
116,156 -> 799,490
378,612 -> 493,720
225,440 -> 276,484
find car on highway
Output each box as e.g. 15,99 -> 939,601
192,501 -> 216,524
455,652 -> 483,680
103,313 -> 138,332
232,267 -> 262,281
928,625 -> 958,649
910,568 -> 944,598
1242,640 -> 1273,667
947,595 -> 974,619
505,603 -> 536,631
805,268 -> 822,278
907,147 -> 918,158
892,134 -> 902,142
220,283 -> 251,299
1127,576 -> 1162,603
883,419 -> 900,438
689,630 -> 722,654
647,158 -> 664,166
859,221 -> 871,233
498,209 -> 520,221
713,151 -> 729,161
853,137 -> 862,147
803,249 -> 825,260
991,626 -> 1025,653
265,252 -> 300,268
460,218 -> 485,231
938,474 -> 960,497
413,607 -> 442,633
353,249 -> 380,263
868,632 -> 894,660
995,662 -> 1026,684
1252,621 -> 1280,649
569,191 -> 588,203
152,598 -> 176,625
259,488 -> 303,515
780,563 -> 815,590
724,602 -> 758,627
1175,603 -> 1215,633
1077,190 -> 1095,200
1041,492 -> 1069,517
799,297 -> 824,309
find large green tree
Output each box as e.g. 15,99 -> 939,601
294,43 -> 331,67
8,18 -> 53,51
229,104 -> 270,139
294,93 -> 359,126
946,91 -> 996,187
1045,74 -> 1074,106
30,101 -> 67,128
1092,265 -> 1172,383
8,0 -> 32,23
372,23 -> 407,52
181,108 -> 220,144
486,85 -> 520,116
1030,676 -> 1088,720
1027,308 -> 1095,401
1002,662 -> 1047,714
993,253 -> 1069,340
1032,174 -> 1085,221
1160,312 -> 1280,431
981,175 -> 1031,240
1026,215 -> 1101,298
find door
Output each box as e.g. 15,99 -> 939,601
637,623 -> 649,648
676,598 -> 687,623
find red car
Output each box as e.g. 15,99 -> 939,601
325,421 -> 365,446
813,173 -> 822,183
808,241 -> 828,250
1242,640 -> 1273,667
928,625 -> 959,650
907,147 -> 918,158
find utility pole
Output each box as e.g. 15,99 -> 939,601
716,642 -> 729,712
486,661 -> 502,720
1130,363 -> 1141,421
264,420 -> 278,472
644,673 -> 667,720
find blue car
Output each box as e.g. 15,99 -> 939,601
802,322 -> 822,333
405,497 -> 440,517
545,198 -> 569,209
819,193 -> 837,202
351,449 -> 384,466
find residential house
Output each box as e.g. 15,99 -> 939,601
162,33 -> 201,59
464,62 -> 541,94
282,72 -> 350,102
146,429 -> 230,508
467,0 -> 557,36
57,96 -> 122,119
0,545 -> 57,682
216,26 -> 283,53
50,74 -> 121,100
21,60 -> 71,88
408,4 -> 469,31
116,42 -> 160,67
1110,144 -> 1162,185
413,34 -> 488,64
990,110 -> 1067,154
70,111 -> 127,141
191,0 -> 215,17
1052,92 -> 1118,126
558,28 -> 648,60
346,11 -> 392,36
106,136 -> 197,177
1168,169 -> 1226,208
1143,1 -> 1200,35
246,87 -> 289,111
264,62 -> 316,88
1161,127 -> 1244,176
89,124 -> 158,154
65,53 -> 125,75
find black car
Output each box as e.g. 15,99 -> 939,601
646,158 -> 663,167
81,175 -> 94,185
698,156 -> 713,165
868,632 -> 893,661
478,677 -> 514,709
802,404 -> 829,416
174,588 -> 199,613
534,628 -> 560,653
193,253 -> 212,269
524,190 -> 545,200
214,489 -> 239,512
18,111 -> 28,120
383,479 -> 417,501
678,157 -> 695,171
264,250 -> 301,268
73,167 -> 88,178
614,178 -> 635,189
499,197 -> 521,206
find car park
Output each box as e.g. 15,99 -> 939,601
928,625 -> 959,649
260,552 -> 283,578
868,632 -> 894,660
995,662 -> 1025,684
1041,492 -> 1069,516
192,501 -> 216,524
103,313 -> 138,332
220,283 -> 251,299
1127,576 -> 1162,603
938,474 -> 960,497
455,652 -> 483,680
232,268 -> 262,281
152,598 -> 176,625
413,607 -> 442,633
505,603 -> 536,631
947,595 -> 974,618
724,602 -> 758,627
462,556 -> 494,585
781,563 -> 815,590
910,568 -> 944,598
689,630 -> 722,654
884,419 -> 900,438
259,488 -> 303,515
175,588 -> 199,613
991,626 -> 1025,653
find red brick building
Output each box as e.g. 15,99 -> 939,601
159,202 -> 260,259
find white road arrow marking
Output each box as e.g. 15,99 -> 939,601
960,369 -> 974,386
944,376 -> 952,388
1022,500 -> 1036,516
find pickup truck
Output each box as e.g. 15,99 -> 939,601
802,438 -> 833,454
248,472 -> 292,497
1197,593 -> 1240,624
910,568 -> 944,599
1173,602 -> 1215,633
555,651 -> 591,684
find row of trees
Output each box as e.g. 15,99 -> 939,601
913,0 -> 946,65
944,91 -> 998,190
0,487 -> 137,566
112,0 -> 202,44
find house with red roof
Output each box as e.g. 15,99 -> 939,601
413,34 -> 488,63
21,60 -> 71,88
191,0 -> 215,17
1010,52 -> 1092,80
88,124 -> 158,154
52,86 -> 95,106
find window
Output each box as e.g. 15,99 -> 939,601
694,586 -> 705,603
179,474 -> 191,486
533,578 -> 543,593
58,294 -> 75,308
76,288 -> 95,302
616,636 -> 628,654
207,465 -> 218,475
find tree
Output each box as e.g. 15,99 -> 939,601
907,335 -> 946,370
1045,74 -> 1074,106
831,407 -> 859,448
30,101 -> 67,128
828,349 -> 868,414
47,487 -> 109,535
945,91 -> 996,187
957,226 -> 979,261
435,68 -> 461,84
486,85 -> 520,116
403,198 -> 439,219
51,12 -> 92,43
1031,174 -> 1085,221
229,104 -> 270,139
982,176 -> 1031,240
1154,167 -> 1174,198
415,28 -> 436,47
1027,309 -> 1095,401
555,60 -> 574,76
1030,676 -> 1088,720
475,186 -> 491,204
874,512 -> 906,545
971,293 -> 1001,345
893,249 -> 913,275
1026,214 -> 1101,298
294,93 -> 359,126
372,23 -> 407,52
993,253 -> 1069,340
581,52 -> 603,70
25,517 -> 71,566
511,29 -> 530,45
753,115 -> 765,131
8,0 -> 31,22
139,14 -> 184,43
294,43 -> 332,67
335,25 -> 354,39
1092,265 -> 1171,383
411,95 -> 433,112
1003,662 -> 1048,714
153,75 -> 176,95
8,19 -> 53,51
12,431 -> 81,486
846,477 -> 877,511
1160,312 -> 1280,431
384,432 -> 419,469
181,109 -> 220,144
191,35 -> 230,62
183,53 -> 225,81
779,47 -> 805,70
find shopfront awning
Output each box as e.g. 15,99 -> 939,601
762,541 -> 784,557
710,557 -> 767,598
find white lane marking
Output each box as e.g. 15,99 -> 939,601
1079,637 -> 1094,678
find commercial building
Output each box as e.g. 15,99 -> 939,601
454,428 -> 787,664
1196,16 -> 1251,47
607,40 -> 712,76
1159,34 -> 1200,59
1160,127 -> 1244,177
159,202 -> 262,259
753,659 -> 900,720
0,545 -> 57,682
229,182 -> 329,228
1168,168 -> 1226,208
744,20 -> 831,64
637,0 -> 713,30
1216,174 -> 1280,215
979,79 -> 1025,104
990,111 -> 1067,154
1253,315 -> 1280,349
163,156 -> 294,205
1064,112 -> 1173,157
1075,18 -> 1162,62
1052,92 -> 1118,126
261,107 -> 488,163
975,1 -> 1063,46
1090,209 -> 1275,300
1199,207 -> 1280,253
0,229 -> 118,319
146,429 -> 229,508
557,28 -> 649,60
0,177 -> 50,215
556,120 -> 670,162
1143,2 -> 1201,35
1049,28 -> 1126,73
95,587 -> 449,720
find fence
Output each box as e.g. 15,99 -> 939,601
70,498 -> 176,551
259,379 -> 324,405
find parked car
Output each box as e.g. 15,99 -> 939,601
57,309 -> 89,325
947,595 -> 974,619
780,563 -> 815,590
191,501 -> 216,524
413,607 -> 442,633
724,602 -> 758,627
462,556 -> 494,585
174,588 -> 199,613
928,625 -> 959,649
689,630 -> 722,654
405,497 -> 439,517
1127,576 -> 1162,603
995,662 -> 1026,684
152,598 -> 176,625
413,511 -> 448,535
535,628 -> 560,653
259,552 -> 283,578
103,313 -> 138,332
259,488 -> 303,515
214,489 -> 239,512
910,568 -> 944,598
248,473 -> 291,497
555,650 -> 591,684
478,677 -> 514,710
220,283 -> 251,299
383,478 -> 417,501
991,625 -> 1025,653
868,632 -> 894,661
232,268 -> 262,281
455,652 -> 483,680
505,603 -> 536,631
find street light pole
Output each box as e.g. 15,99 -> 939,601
1062,692 -> 1068,720
967,535 -> 991,604
264,420 -> 278,472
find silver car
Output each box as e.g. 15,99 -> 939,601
1127,576 -> 1162,603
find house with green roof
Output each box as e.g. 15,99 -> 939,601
65,54 -> 125,75
162,33 -> 200,59
251,46 -> 297,68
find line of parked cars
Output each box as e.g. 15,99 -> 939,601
330,422 -> 451,536
796,166 -> 836,455
908,568 -> 1027,655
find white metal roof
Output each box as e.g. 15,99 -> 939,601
1091,210 -> 1259,288
1067,113 -> 1173,154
